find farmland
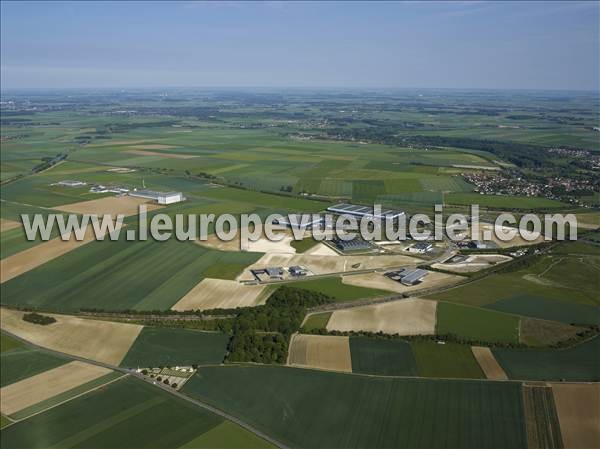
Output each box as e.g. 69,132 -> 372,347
120,327 -> 230,368
349,337 -> 418,376
183,365 -> 527,449
493,336 -> 600,381
411,341 -> 485,379
0,376 -> 273,449
435,301 -> 521,344
0,88 -> 598,447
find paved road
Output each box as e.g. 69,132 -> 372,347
0,329 -> 289,449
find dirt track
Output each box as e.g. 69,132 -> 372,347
0,361 -> 112,416
0,308 -> 142,365
326,298 -> 437,335
288,334 -> 352,372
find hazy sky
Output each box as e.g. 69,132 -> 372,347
1,1 -> 598,90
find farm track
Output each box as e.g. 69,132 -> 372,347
0,329 -> 290,449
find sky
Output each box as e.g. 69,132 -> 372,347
1,1 -> 598,90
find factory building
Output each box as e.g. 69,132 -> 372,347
129,189 -> 185,204
332,236 -> 372,252
327,203 -> 405,220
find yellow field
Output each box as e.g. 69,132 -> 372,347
551,383 -> 600,449
54,195 -> 162,217
471,346 -> 508,380
0,218 -> 21,233
326,299 -> 437,335
171,278 -> 268,311
287,334 -> 352,372
0,308 -> 142,365
0,221 -> 124,283
0,361 -> 112,416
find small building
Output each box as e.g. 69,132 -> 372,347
289,266 -> 308,277
129,189 -> 185,204
407,242 -> 433,254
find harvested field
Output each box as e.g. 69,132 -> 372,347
551,383 -> 600,449
54,195 -> 162,217
520,318 -> 584,347
478,224 -> 545,248
0,219 -> 20,233
471,347 -> 508,380
288,334 -> 352,373
326,299 -> 437,335
342,271 -> 461,294
0,361 -> 112,416
304,243 -> 338,256
0,222 -> 123,283
199,225 -> 297,254
0,308 -> 142,365
172,278 -> 268,311
522,385 -> 563,449
125,149 -> 199,159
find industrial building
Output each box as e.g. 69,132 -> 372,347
129,189 -> 185,205
385,268 -> 429,286
331,236 -> 372,252
327,203 -> 405,220
274,214 -> 324,229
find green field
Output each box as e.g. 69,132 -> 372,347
286,277 -> 390,302
301,312 -> 332,332
427,254 -> 599,309
1,333 -> 23,353
436,301 -> 521,344
183,365 -> 526,449
486,295 -> 600,326
120,327 -> 230,368
1,376 -> 273,449
1,236 -> 261,312
411,341 -> 485,379
493,336 -> 600,382
1,342 -> 70,387
290,237 -> 319,253
349,337 -> 418,376
9,371 -> 124,421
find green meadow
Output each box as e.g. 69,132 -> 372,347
183,365 -> 526,449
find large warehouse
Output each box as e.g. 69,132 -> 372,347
129,189 -> 185,205
327,203 -> 405,220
